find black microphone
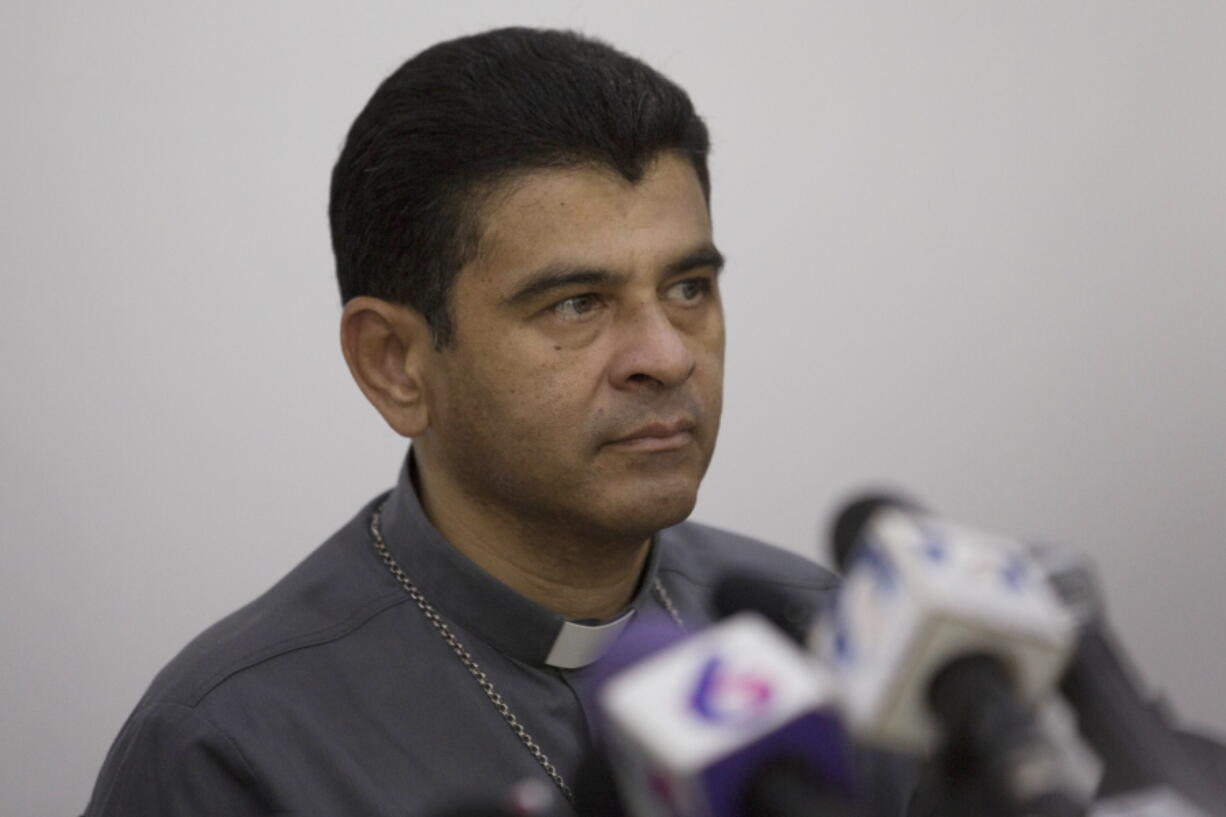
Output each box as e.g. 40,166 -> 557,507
712,574 -> 926,817
1030,545 -> 1226,814
711,574 -> 821,645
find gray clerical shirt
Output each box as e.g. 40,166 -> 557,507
83,454 -> 913,816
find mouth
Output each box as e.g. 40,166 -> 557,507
606,418 -> 696,452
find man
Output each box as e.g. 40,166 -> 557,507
84,28 -> 878,816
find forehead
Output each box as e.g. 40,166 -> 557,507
464,154 -> 713,292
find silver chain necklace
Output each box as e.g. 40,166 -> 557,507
368,504 -> 686,804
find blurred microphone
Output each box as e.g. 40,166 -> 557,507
820,495 -> 1084,817
594,612 -> 864,817
713,575 -> 930,817
1029,544 -> 1225,814
711,575 -> 819,645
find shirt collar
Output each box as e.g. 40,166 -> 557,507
377,452 -> 662,669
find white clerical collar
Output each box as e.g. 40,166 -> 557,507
544,608 -> 636,669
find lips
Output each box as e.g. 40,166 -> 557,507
607,418 -> 696,452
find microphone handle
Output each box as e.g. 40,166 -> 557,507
1061,625 -> 1222,811
929,654 -> 1085,817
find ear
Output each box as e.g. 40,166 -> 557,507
340,296 -> 433,438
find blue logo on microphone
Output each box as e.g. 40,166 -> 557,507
689,655 -> 774,726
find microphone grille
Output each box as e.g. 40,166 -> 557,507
830,493 -> 918,571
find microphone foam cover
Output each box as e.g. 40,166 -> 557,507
830,493 -> 917,571
712,574 -> 817,644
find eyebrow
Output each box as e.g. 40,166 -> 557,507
501,244 -> 726,307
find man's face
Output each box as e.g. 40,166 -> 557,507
417,153 -> 724,543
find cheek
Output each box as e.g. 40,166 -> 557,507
529,364 -> 601,429
468,352 -> 599,439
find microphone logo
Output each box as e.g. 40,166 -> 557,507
830,542 -> 896,666
688,655 -> 775,726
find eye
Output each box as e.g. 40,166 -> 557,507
553,293 -> 604,321
665,277 -> 714,304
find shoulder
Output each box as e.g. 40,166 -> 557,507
84,701 -> 269,815
141,494 -> 407,709
657,518 -> 839,593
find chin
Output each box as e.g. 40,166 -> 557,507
581,447 -> 711,538
601,480 -> 700,539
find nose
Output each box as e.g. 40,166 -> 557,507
609,302 -> 695,390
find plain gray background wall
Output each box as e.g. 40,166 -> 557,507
2,2 -> 1223,814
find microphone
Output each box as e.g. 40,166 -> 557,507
1028,544 -> 1226,814
712,574 -> 934,817
594,612 -> 863,817
711,575 -> 819,645
820,495 -> 1083,816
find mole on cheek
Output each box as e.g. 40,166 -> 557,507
553,345 -> 562,351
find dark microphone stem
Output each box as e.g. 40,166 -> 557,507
929,654 -> 1084,817
1061,625 -> 1223,812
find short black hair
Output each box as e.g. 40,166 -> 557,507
329,27 -> 711,346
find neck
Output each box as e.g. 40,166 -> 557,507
413,456 -> 651,621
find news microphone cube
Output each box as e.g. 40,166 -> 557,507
599,613 -> 850,817
818,507 -> 1076,755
